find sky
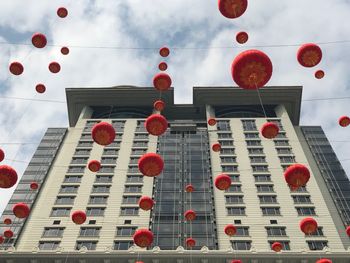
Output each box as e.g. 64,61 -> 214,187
0,0 -> 350,213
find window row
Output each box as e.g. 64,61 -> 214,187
50,207 -> 140,217
226,207 -> 317,216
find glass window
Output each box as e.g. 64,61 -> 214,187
86,208 -> 105,216
220,157 -> 237,163
227,207 -> 245,215
254,175 -> 271,182
222,165 -> 239,172
101,157 -> 117,164
241,120 -> 257,131
219,140 -> 234,146
132,141 -> 148,147
64,175 -> 82,183
225,196 -> 244,204
116,227 -> 137,236
256,185 -> 274,192
269,241 -> 290,250
259,195 -> 277,204
250,156 -> 266,163
67,166 -> 85,173
296,207 -> 316,216
42,228 -> 64,237
236,227 -> 250,236
76,241 -> 97,250
248,148 -> 264,154
220,148 -> 235,154
261,207 -> 281,215
218,133 -> 232,139
95,175 -> 113,183
120,208 -> 139,216
77,141 -> 93,148
231,241 -> 251,250
60,186 -> 79,193
252,165 -> 269,172
290,186 -> 308,192
134,134 -> 148,139
307,241 -> 328,250
307,227 -> 324,237
55,196 -> 75,205
79,227 -> 101,237
122,196 -> 140,204
97,166 -> 115,173
74,149 -> 91,156
246,140 -> 262,146
126,175 -> 143,183
292,195 -> 312,204
225,185 -> 242,193
274,140 -> 290,146
131,149 -> 147,155
125,185 -> 142,193
50,208 -> 71,217
244,133 -> 259,139
279,156 -> 296,163
113,241 -> 133,250
89,196 -> 108,204
266,227 -> 287,236
71,157 -> 88,164
39,241 -> 60,250
217,120 -> 230,131
92,185 -> 110,193
276,148 -> 293,154
102,149 -> 119,156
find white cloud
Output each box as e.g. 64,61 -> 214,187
0,0 -> 350,213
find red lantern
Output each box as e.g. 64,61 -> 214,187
61,47 -> 69,55
284,164 -> 310,189
153,73 -> 172,91
185,184 -> 194,193
30,182 -> 39,190
92,122 -> 116,146
218,0 -> 248,19
212,143 -> 221,152
339,116 -> 350,127
139,196 -> 154,211
133,229 -> 154,248
224,224 -> 237,236
159,47 -> 170,57
208,118 -> 217,126
186,237 -> 196,248
236,31 -> 248,44
71,210 -> 86,225
184,210 -> 196,221
297,43 -> 322,67
138,153 -> 164,177
315,70 -> 324,79
271,242 -> 282,252
231,260 -> 242,263
346,226 -> 350,236
57,7 -> 68,18
0,236 -> 4,244
231,49 -> 273,89
13,203 -> 30,218
145,114 -> 168,136
49,62 -> 61,73
158,62 -> 168,71
35,84 -> 46,94
31,33 -> 47,48
4,229 -> 13,239
88,160 -> 101,172
0,165 -> 18,189
9,62 -> 24,75
153,100 -> 165,111
300,217 -> 318,235
0,149 -> 4,162
316,259 -> 332,263
261,122 -> 279,139
4,218 -> 12,225
215,174 -> 232,190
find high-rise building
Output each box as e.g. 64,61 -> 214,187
0,86 -> 349,262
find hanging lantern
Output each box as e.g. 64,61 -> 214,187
159,47 -> 170,57
49,62 -> 61,73
215,174 -> 232,190
207,118 -> 217,126
271,242 -> 282,252
0,149 -> 4,162
186,237 -> 196,248
61,47 -> 69,55
91,122 -> 116,146
133,229 -> 154,248
88,160 -> 101,172
231,260 -> 242,263
145,114 -> 168,136
346,226 -> 350,236
316,259 -> 332,263
261,122 -> 279,139
4,229 -> 13,239
57,7 -> 68,18
297,43 -> 322,67
184,210 -> 196,221
4,218 -> 12,225
35,84 -> 46,94
158,62 -> 168,71
300,217 -> 318,235
0,165 -> 18,189
224,224 -> 237,236
153,100 -> 165,111
138,153 -> 164,177
13,203 -> 30,218
139,196 -> 154,211
315,70 -> 324,79
71,210 -> 86,225
218,0 -> 248,19
339,116 -> 350,127
284,164 -> 310,189
0,236 -> 4,244
231,49 -> 273,89
153,73 -> 172,91
30,182 -> 39,190
31,33 -> 47,48
185,184 -> 194,193
212,143 -> 222,152
236,31 -> 248,44
9,62 -> 24,75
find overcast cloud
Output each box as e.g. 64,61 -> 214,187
0,0 -> 350,212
